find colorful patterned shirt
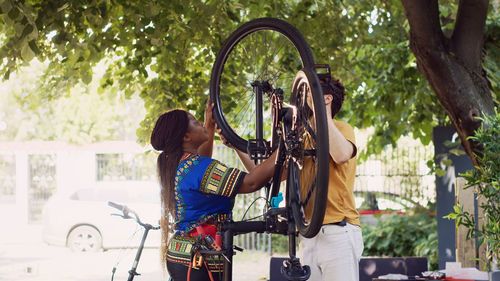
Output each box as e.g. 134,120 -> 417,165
173,153 -> 247,233
167,153 -> 247,271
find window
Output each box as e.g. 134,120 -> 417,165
0,154 -> 15,203
96,153 -> 156,181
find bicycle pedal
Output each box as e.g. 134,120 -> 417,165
128,270 -> 141,276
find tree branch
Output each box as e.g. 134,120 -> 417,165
451,0 -> 489,72
401,0 -> 444,51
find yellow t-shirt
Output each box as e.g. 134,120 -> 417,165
300,120 -> 360,226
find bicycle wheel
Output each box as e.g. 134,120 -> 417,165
210,17 -> 315,153
286,68 -> 329,238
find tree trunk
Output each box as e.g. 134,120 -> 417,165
401,0 -> 495,165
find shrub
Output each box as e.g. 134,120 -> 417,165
362,212 -> 438,270
446,111 -> 500,269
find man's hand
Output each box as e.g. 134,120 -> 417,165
324,94 -> 333,119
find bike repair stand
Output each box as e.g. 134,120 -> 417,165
280,209 -> 310,281
220,207 -> 310,281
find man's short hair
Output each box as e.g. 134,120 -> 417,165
320,77 -> 345,118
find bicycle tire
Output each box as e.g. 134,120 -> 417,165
287,68 -> 329,238
210,17 -> 315,153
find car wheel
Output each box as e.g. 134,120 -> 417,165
67,225 -> 102,252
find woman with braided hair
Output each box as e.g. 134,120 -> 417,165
150,103 -> 276,281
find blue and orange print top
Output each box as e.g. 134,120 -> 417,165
173,153 -> 247,234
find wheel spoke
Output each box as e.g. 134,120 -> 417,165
226,89 -> 253,124
218,29 -> 305,145
211,19 -> 327,237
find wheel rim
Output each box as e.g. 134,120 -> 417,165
68,226 -> 101,252
211,18 -> 315,153
288,68 -> 329,238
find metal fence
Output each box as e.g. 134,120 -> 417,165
212,144 -> 435,252
28,154 -> 57,222
84,144 -> 438,252
0,154 -> 15,204
213,146 -> 275,252
96,153 -> 156,181
355,145 -> 435,206
2,142 -> 435,240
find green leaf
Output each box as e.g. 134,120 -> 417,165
435,168 -> 446,177
20,24 -> 33,38
0,1 -> 13,14
7,5 -> 19,20
20,42 -> 35,61
449,148 -> 466,156
28,40 -> 40,55
442,159 -> 453,166
3,69 -> 10,80
81,70 -> 93,84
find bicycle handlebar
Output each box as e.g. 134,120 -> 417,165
107,201 -> 160,230
108,201 -> 126,211
108,201 -> 134,219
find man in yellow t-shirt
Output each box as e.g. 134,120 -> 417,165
299,76 -> 363,281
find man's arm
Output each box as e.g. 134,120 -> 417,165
323,96 -> 355,164
327,119 -> 355,164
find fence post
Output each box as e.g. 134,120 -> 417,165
455,177 -> 476,268
477,193 -> 487,270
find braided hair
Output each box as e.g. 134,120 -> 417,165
150,109 -> 189,266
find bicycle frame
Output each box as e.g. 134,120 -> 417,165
208,81 -> 310,281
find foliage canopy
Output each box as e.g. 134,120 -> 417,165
0,0 -> 498,153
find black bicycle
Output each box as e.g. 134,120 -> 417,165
108,201 -> 160,281
209,18 -> 330,281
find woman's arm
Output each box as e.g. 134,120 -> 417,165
215,122 -> 277,193
238,150 -> 278,194
197,102 -> 216,157
215,125 -> 257,171
235,149 -> 256,172
197,128 -> 215,157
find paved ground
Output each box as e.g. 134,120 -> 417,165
0,225 -> 273,281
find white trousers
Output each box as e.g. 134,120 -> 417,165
299,223 -> 364,281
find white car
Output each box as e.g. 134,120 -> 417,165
42,181 -> 162,252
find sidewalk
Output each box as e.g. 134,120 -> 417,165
0,224 -> 270,281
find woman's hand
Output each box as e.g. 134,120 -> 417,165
216,124 -> 233,148
197,100 -> 216,157
204,100 -> 216,132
